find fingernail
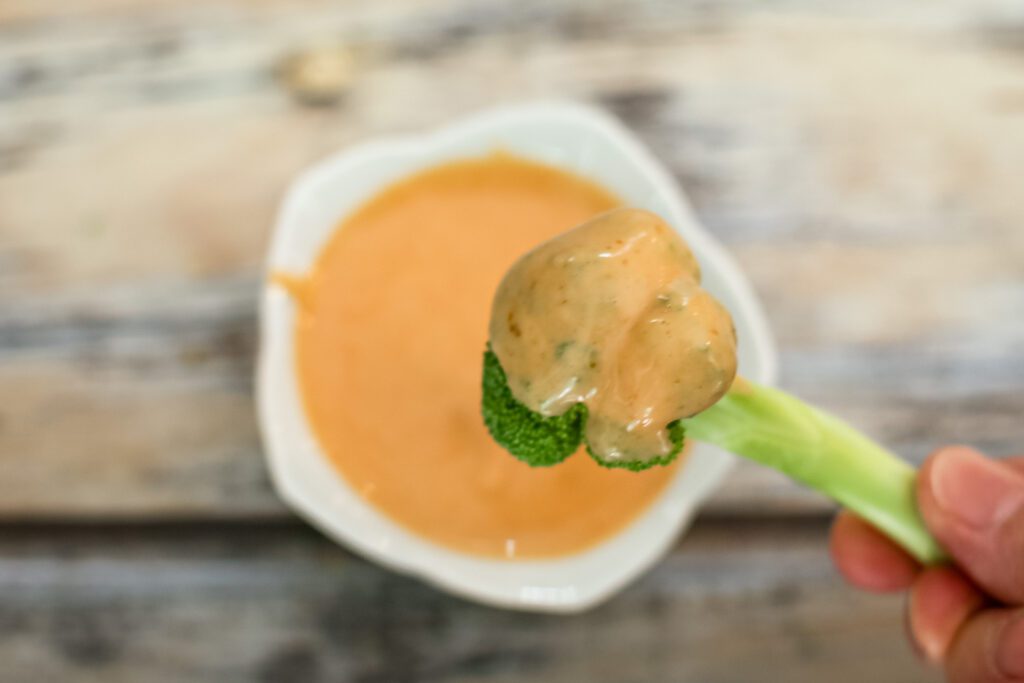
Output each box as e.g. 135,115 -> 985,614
996,612 -> 1024,679
907,568 -> 986,666
903,603 -> 930,663
930,448 -> 1024,530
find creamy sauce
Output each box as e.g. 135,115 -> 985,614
284,154 -> 681,559
490,208 -> 737,465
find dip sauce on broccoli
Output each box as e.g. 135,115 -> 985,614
489,208 -> 737,467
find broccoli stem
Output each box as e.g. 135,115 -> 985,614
684,380 -> 947,565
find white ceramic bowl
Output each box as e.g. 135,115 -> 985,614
257,102 -> 777,613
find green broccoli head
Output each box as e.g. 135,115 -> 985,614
481,347 -> 586,466
585,420 -> 685,471
481,347 -> 685,470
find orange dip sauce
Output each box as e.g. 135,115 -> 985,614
283,153 -> 681,559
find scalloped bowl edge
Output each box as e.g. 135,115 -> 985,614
257,101 -> 778,613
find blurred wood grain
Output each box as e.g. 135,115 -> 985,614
0,519 -> 939,683
0,0 -> 1021,679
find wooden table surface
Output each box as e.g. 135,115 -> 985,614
2,0 -> 1022,680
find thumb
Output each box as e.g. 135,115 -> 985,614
917,447 -> 1024,605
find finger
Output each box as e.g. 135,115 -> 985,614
830,511 -> 919,592
946,608 -> 1024,683
1004,456 -> 1024,476
917,446 -> 1024,604
907,566 -> 986,663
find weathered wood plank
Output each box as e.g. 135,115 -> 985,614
2,0 -> 1023,517
0,519 -> 938,683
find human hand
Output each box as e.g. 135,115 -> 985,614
830,446 -> 1024,682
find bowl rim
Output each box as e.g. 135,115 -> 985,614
257,100 -> 778,612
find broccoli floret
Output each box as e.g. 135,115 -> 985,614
481,348 -> 586,466
585,420 -> 685,471
481,348 -> 684,470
